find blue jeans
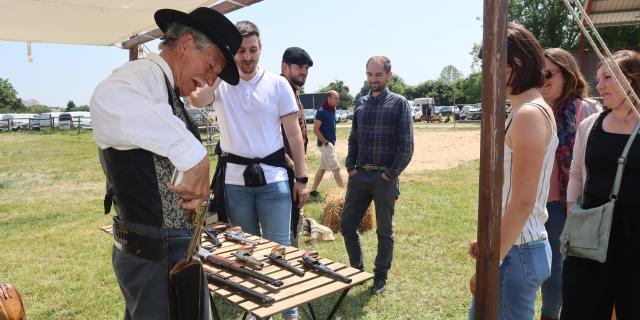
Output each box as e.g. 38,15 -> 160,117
469,239 -> 552,320
225,181 -> 297,319
541,201 -> 566,318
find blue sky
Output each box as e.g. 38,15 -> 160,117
0,0 -> 483,107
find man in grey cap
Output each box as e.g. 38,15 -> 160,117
281,46 -> 313,247
90,7 -> 240,319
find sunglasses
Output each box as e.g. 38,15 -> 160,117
544,70 -> 561,80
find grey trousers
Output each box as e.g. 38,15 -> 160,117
340,169 -> 399,279
112,225 -> 211,320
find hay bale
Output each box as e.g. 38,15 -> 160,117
321,189 -> 376,233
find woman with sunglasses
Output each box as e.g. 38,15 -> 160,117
468,22 -> 558,319
562,50 -> 640,320
538,48 -> 599,320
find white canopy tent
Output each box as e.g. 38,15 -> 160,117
0,0 -> 261,46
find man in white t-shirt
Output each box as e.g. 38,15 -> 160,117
189,20 -> 307,320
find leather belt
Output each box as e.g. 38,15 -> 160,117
113,218 -> 166,262
360,164 -> 386,171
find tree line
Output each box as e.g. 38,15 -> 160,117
0,78 -> 88,114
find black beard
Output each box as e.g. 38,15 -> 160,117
291,78 -> 306,87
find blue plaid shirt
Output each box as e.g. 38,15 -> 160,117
346,88 -> 414,179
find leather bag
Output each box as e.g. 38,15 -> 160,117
560,121 -> 640,263
168,260 -> 205,320
0,283 -> 26,320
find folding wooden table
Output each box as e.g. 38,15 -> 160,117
100,225 -> 373,320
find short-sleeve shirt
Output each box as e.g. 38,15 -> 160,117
315,108 -> 336,147
213,68 -> 299,185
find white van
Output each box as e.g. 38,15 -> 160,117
69,111 -> 92,129
1,113 -> 37,130
36,112 -> 62,129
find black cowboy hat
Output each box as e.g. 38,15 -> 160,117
155,7 -> 241,85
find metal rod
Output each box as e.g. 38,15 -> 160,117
475,0 -> 508,319
562,0 -> 640,120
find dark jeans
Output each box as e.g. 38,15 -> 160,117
340,169 -> 399,279
541,201 -> 566,318
112,222 -> 211,320
561,209 -> 639,320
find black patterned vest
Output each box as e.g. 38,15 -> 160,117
101,64 -> 202,229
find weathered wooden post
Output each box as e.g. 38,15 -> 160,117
475,0 -> 507,319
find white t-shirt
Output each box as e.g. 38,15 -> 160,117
213,67 -> 298,185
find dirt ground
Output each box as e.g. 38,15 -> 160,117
308,129 -> 481,173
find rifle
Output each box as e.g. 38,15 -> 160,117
232,245 -> 264,270
203,222 -> 228,248
225,226 -> 259,246
198,248 -> 283,287
300,250 -> 352,284
267,246 -> 304,277
204,271 -> 275,306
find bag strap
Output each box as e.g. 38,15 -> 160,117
610,119 -> 640,200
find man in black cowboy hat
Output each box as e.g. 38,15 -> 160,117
90,7 -> 240,319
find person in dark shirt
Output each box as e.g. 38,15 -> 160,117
562,49 -> 640,320
340,56 -> 414,294
309,90 -> 344,199
281,46 -> 313,249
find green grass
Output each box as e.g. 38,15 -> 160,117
0,128 -> 482,319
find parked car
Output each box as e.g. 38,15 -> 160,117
335,110 -> 347,123
347,111 -> 354,120
304,109 -> 316,124
58,113 -> 73,129
457,105 -> 473,120
411,106 -> 422,122
34,112 -> 62,129
467,104 -> 482,120
0,113 -> 37,130
186,108 -> 207,128
439,106 -> 456,116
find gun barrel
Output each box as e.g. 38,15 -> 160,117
302,257 -> 352,284
203,228 -> 222,248
233,252 -> 264,270
205,271 -> 275,305
226,232 -> 259,246
206,255 -> 283,287
268,254 -> 305,277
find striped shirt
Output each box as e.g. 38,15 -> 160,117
503,103 -> 559,245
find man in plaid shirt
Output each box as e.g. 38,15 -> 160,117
340,56 -> 414,294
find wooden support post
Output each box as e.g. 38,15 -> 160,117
129,44 -> 138,61
475,0 -> 507,319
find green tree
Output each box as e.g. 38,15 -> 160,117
66,100 -> 77,112
29,104 -> 52,114
458,72 -> 483,104
355,81 -> 370,102
320,80 -> 354,110
508,0 -> 640,49
0,78 -> 26,112
438,65 -> 463,85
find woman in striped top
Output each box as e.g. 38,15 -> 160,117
469,22 -> 559,320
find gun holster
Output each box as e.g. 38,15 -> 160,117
168,259 -> 205,320
243,161 -> 267,187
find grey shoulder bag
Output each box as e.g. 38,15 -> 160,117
560,120 -> 640,263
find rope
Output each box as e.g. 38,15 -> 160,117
561,0 -> 640,121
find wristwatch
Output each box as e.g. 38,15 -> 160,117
295,176 -> 308,184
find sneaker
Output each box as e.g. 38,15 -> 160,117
371,278 -> 386,294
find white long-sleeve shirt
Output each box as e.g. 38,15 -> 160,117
90,53 -> 206,171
